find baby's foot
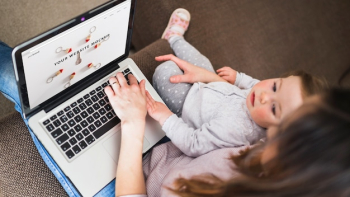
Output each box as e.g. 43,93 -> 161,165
161,8 -> 191,40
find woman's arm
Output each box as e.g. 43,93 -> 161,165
155,54 -> 227,84
104,73 -> 147,197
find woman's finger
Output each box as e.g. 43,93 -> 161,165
128,74 -> 138,85
139,79 -> 146,97
104,85 -> 115,97
156,55 -> 188,70
109,77 -> 121,93
116,72 -> 128,87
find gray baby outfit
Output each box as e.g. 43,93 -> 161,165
153,37 -> 265,157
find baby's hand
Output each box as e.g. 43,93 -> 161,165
217,66 -> 237,85
146,91 -> 173,126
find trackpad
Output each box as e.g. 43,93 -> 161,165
103,132 -> 150,164
103,132 -> 122,164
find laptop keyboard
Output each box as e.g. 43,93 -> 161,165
42,68 -> 133,160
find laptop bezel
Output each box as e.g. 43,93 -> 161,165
11,0 -> 136,119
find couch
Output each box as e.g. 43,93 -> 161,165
1,0 -> 350,196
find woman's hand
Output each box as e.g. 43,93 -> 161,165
217,66 -> 237,84
146,91 -> 173,125
104,72 -> 147,196
155,54 -> 226,84
104,72 -> 147,141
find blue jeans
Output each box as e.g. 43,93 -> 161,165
0,41 -> 115,197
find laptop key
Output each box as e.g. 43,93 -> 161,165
82,129 -> 90,136
77,98 -> 84,103
73,107 -> 81,114
71,102 -> 77,108
57,110 -> 64,116
53,119 -> 61,127
97,92 -> 104,98
51,128 -> 63,138
85,135 -> 95,145
87,107 -> 94,114
61,123 -> 69,131
79,141 -> 88,149
76,133 -> 84,141
91,95 -> 99,102
88,124 -> 96,132
60,115 -> 68,123
65,150 -> 75,159
61,142 -> 71,151
56,133 -> 69,145
81,111 -> 88,118
100,116 -> 108,123
74,115 -> 82,123
43,119 -> 50,125
98,99 -> 106,106
93,103 -> 100,110
67,111 -> 75,119
74,124 -> 82,132
93,116 -> 120,139
79,103 -> 87,110
50,115 -> 57,121
72,145 -> 81,154
90,90 -> 96,95
96,86 -> 102,92
86,116 -> 94,123
85,99 -> 93,106
69,137 -> 78,145
99,108 -> 106,115
67,129 -> 76,137
104,104 -> 112,111
46,124 -> 55,132
64,106 -> 71,112
102,82 -> 108,88
106,112 -> 113,119
68,119 -> 76,127
94,120 -> 102,128
104,96 -> 109,103
80,120 -> 88,128
93,112 -> 100,119
83,94 -> 90,99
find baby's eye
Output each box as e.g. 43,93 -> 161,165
272,104 -> 276,115
272,82 -> 277,92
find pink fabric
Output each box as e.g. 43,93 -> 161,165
142,142 -> 245,197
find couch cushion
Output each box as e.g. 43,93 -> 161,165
132,0 -> 350,86
0,112 -> 67,197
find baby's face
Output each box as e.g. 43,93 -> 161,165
246,76 -> 303,128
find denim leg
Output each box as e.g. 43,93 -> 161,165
0,41 -> 84,197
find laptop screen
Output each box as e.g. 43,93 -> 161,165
13,0 -> 134,116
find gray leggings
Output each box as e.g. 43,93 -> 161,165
152,37 -> 215,117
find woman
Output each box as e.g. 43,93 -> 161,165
108,71 -> 350,197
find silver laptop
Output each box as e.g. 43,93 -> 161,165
11,0 -> 165,196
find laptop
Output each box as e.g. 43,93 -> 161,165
11,0 -> 165,196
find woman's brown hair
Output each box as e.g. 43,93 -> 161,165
169,88 -> 350,197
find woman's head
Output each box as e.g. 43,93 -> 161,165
172,88 -> 350,197
247,70 -> 328,128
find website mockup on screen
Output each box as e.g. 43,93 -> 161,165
21,0 -> 130,109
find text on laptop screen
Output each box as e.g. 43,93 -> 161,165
21,1 -> 131,109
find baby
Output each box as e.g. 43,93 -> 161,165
146,8 -> 327,157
